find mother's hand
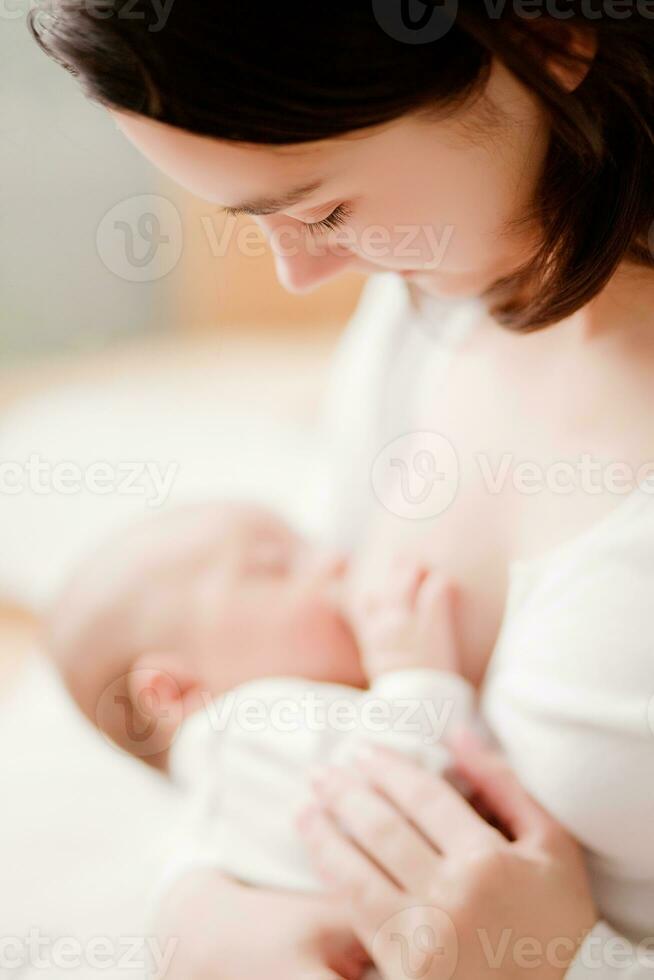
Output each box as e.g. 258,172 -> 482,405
298,733 -> 598,980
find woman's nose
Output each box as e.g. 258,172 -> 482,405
256,216 -> 355,293
273,249 -> 355,293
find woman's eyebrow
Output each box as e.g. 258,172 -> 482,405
220,179 -> 325,217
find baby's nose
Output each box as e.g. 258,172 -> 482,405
307,555 -> 352,617
312,552 -> 349,583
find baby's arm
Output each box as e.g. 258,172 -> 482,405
331,565 -> 476,771
156,867 -> 369,980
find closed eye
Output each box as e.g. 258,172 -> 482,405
245,542 -> 292,577
302,203 -> 352,240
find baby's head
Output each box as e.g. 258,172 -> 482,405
47,502 -> 365,767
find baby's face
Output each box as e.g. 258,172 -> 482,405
188,508 -> 366,696
49,502 -> 366,763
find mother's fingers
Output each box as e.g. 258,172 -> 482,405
352,746 -> 504,855
298,805 -> 401,954
311,766 -> 442,893
298,803 -> 400,901
450,730 -> 570,852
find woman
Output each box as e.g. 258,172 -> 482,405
30,4 -> 654,978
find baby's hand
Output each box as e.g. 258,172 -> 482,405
355,564 -> 459,681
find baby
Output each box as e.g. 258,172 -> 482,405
46,502 -> 474,972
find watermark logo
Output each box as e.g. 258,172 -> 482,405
96,194 -> 183,282
372,440 -> 654,522
371,0 -> 654,44
371,432 -> 459,520
96,681 -> 457,757
96,668 -> 184,758
372,0 -> 459,44
372,906 -> 458,980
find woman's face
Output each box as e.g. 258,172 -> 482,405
113,59 -> 549,299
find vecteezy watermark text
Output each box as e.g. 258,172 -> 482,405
97,669 -> 459,758
94,192 -> 456,283
0,929 -> 178,979
372,0 -> 654,47
371,911 -> 654,980
15,0 -> 175,31
371,432 -> 654,521
0,454 -> 179,507
201,214 -> 455,268
199,689 -> 455,745
477,928 -> 654,971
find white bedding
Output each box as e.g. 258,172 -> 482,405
0,375 -> 328,611
1,654 -> 181,979
0,373 -> 327,977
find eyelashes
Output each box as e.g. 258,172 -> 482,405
302,203 -> 352,240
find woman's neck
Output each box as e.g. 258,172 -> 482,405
563,261 -> 654,345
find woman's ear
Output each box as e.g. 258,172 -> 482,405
526,21 -> 598,93
548,27 -> 597,92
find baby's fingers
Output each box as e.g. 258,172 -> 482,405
416,574 -> 459,670
393,560 -> 430,610
417,573 -> 457,622
355,566 -> 422,628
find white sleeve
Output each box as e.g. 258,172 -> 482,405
567,922 -> 654,978
147,777 -> 227,922
483,497 -> 654,979
330,668 -> 476,774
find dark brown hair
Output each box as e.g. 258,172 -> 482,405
30,1 -> 654,330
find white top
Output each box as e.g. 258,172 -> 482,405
162,274 -> 654,977
323,273 -> 654,978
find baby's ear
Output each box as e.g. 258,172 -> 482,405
98,653 -> 200,769
128,652 -> 200,718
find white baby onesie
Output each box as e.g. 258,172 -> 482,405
162,668 -> 474,895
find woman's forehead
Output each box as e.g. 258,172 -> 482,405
111,108 -> 341,204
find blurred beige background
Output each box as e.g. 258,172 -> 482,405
0,12 -> 369,971
1,7 -> 364,360
0,5 -> 366,620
